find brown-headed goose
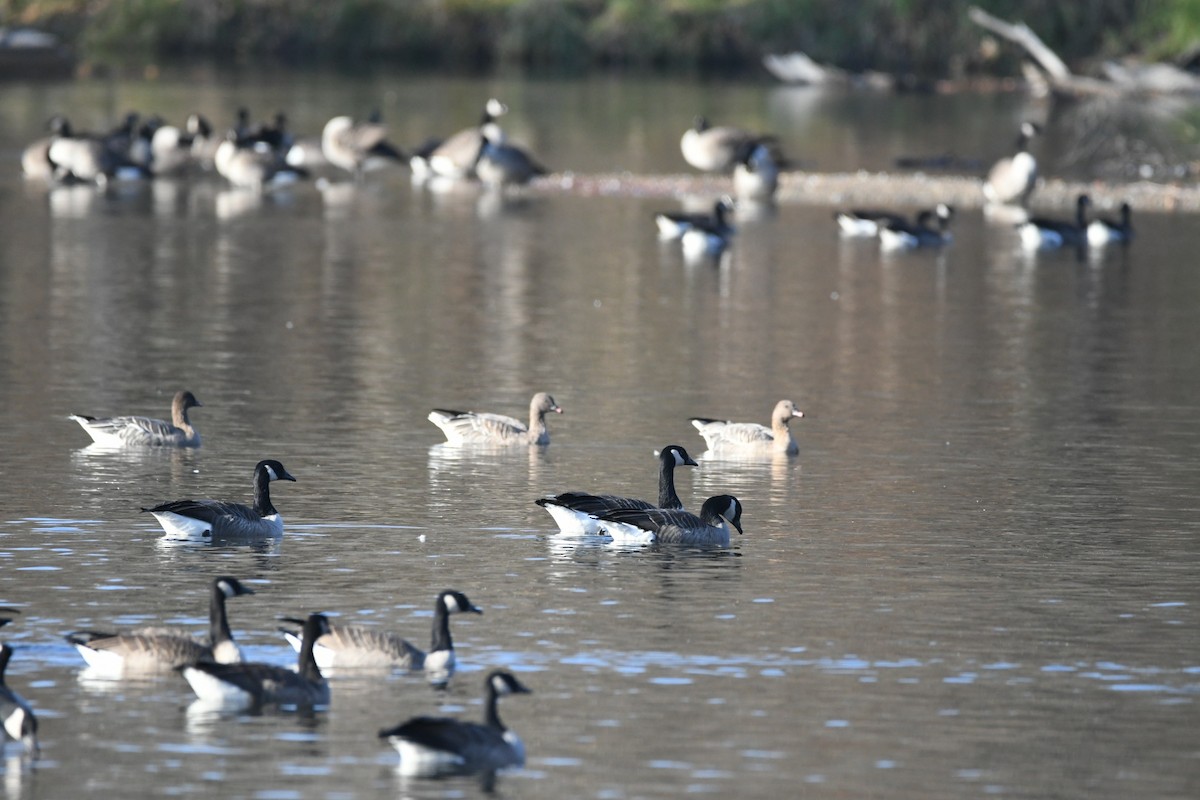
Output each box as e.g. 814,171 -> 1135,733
64,577 -> 256,677
320,114 -> 406,178
984,121 -> 1040,206
429,393 -> 562,446
181,613 -> 332,710
0,613 -> 39,756
690,399 -> 805,455
379,670 -> 531,777
536,445 -> 699,535
596,494 -> 744,547
681,116 -> 778,174
68,389 -> 203,448
142,459 -> 296,541
278,590 -> 481,681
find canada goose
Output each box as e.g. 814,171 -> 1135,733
64,577 -> 255,677
681,116 -> 777,174
680,212 -> 735,260
0,613 -> 38,756
181,612 -> 332,710
984,121 -> 1040,206
411,98 -> 508,180
147,121 -> 196,176
835,204 -> 950,239
536,445 -> 699,535
45,117 -> 150,185
429,393 -> 562,446
655,197 -> 735,241
186,113 -> 220,170
279,589 -> 481,678
214,131 -> 307,190
1087,202 -> 1133,246
690,399 -> 805,455
597,494 -> 744,547
379,670 -> 531,777
21,115 -> 70,180
474,133 -> 547,189
320,114 -> 406,178
878,204 -> 955,250
732,141 -> 780,200
142,459 -> 297,541
68,389 -> 203,448
1017,194 -> 1091,250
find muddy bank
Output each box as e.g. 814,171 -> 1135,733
538,170 -> 1200,213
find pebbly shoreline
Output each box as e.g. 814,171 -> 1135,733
536,170 -> 1200,213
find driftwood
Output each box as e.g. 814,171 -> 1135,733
969,6 -> 1200,96
762,52 -> 896,90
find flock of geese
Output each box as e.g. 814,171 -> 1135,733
21,99 -> 1133,258
14,385 -> 805,774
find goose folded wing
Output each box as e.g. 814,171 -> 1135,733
143,499 -> 255,523
380,716 -> 491,755
323,625 -> 424,662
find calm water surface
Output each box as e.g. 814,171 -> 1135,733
0,72 -> 1197,799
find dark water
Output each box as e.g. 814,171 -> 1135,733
0,72 -> 1198,799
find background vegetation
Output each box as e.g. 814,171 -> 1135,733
2,0 -> 1198,77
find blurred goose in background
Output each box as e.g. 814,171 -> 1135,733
681,116 -> 779,173
320,113 -> 406,179
68,389 -> 203,448
64,577 -> 256,677
879,204 -> 955,250
1087,202 -> 1133,246
835,204 -> 951,239
279,589 -> 481,679
984,121 -> 1039,206
411,97 -> 508,181
536,445 -> 699,535
655,197 -> 735,241
474,133 -> 548,189
0,612 -> 38,756
681,213 -> 735,260
186,113 -> 221,170
690,399 -> 805,455
379,670 -> 531,777
142,459 -> 297,541
147,118 -> 198,176
597,494 -> 744,547
429,392 -> 562,446
215,130 -> 307,190
1017,194 -> 1091,250
732,140 -> 781,200
181,612 -> 332,710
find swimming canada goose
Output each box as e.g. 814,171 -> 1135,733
1087,202 -> 1133,246
984,121 -> 1040,206
681,116 -> 777,174
690,399 -> 805,455
429,393 -> 562,446
181,612 -> 332,710
878,204 -> 955,250
680,211 -> 736,260
597,494 -> 744,547
0,614 -> 38,756
146,120 -> 196,176
474,133 -> 548,188
320,114 -> 406,178
1017,194 -> 1091,250
21,115 -> 70,180
732,141 -> 781,200
835,204 -> 950,239
68,389 -> 203,448
379,670 -> 531,777
214,130 -> 307,190
279,589 -> 481,678
142,459 -> 297,541
64,576 -> 256,677
185,113 -> 221,170
536,445 -> 699,535
411,98 -> 509,180
655,197 -> 735,241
